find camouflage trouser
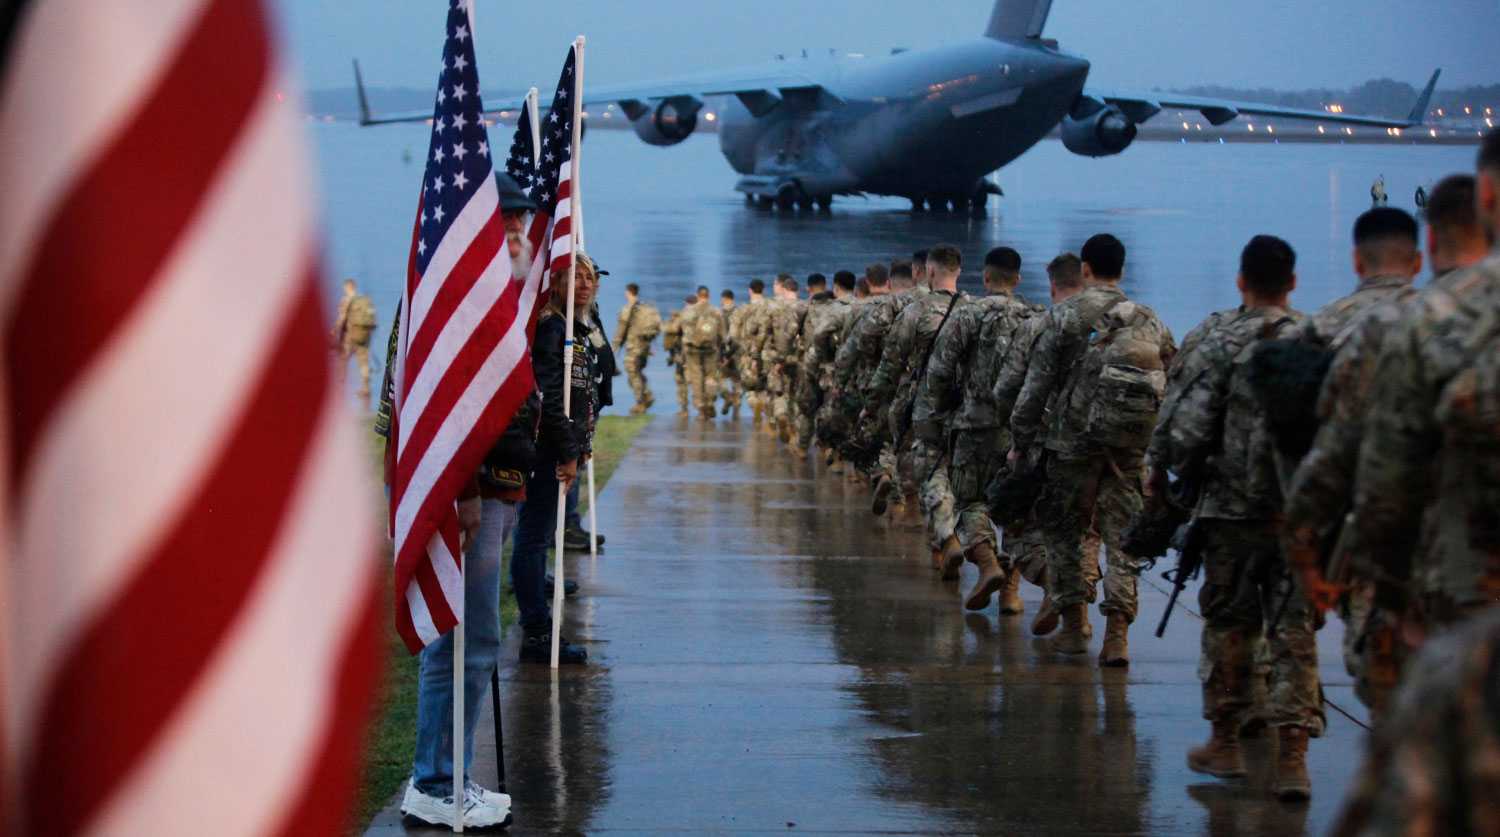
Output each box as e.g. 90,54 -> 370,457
340,335 -> 372,403
1037,452 -> 1145,620
950,427 -> 1008,555
718,359 -> 741,413
795,366 -> 830,450
767,363 -> 800,426
672,359 -> 689,412
1196,519 -> 1325,735
682,348 -> 719,415
1340,581 -> 1406,721
737,356 -> 765,416
622,347 -> 652,408
911,438 -> 957,551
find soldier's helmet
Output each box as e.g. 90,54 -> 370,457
494,173 -> 539,214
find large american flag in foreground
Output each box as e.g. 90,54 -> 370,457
390,0 -> 541,652
0,0 -> 379,834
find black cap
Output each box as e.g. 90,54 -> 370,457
494,172 -> 538,213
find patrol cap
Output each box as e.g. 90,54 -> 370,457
494,172 -> 538,213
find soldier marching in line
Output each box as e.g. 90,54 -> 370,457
662,295 -> 695,417
331,277 -> 378,406
614,282 -> 662,415
680,285 -> 725,419
798,271 -> 857,453
718,290 -> 742,419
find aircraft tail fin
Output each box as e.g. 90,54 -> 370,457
352,59 -> 373,125
1406,68 -> 1440,125
985,0 -> 1054,41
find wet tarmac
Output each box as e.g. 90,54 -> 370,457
366,416 -> 1370,835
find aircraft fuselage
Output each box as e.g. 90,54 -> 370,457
718,38 -> 1089,204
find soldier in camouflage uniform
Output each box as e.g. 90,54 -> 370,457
1279,208 -> 1423,719
733,279 -> 773,426
993,254 -> 1090,635
828,263 -> 901,464
680,287 -> 725,419
1011,235 -> 1174,669
718,290 -> 742,419
1330,608 -> 1500,837
869,245 -> 967,569
1149,235 -> 1318,801
798,271 -> 855,451
916,247 -> 1040,611
614,283 -> 662,415
662,296 -> 694,417
764,275 -> 806,444
1348,137 -> 1500,642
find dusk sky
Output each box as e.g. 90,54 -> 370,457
274,0 -> 1497,94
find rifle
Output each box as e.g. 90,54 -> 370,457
1156,514 -> 1204,637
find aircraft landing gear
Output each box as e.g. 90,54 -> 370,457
910,196 -> 927,213
816,194 -> 833,212
797,195 -> 816,211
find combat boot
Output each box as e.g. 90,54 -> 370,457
998,565 -> 1023,614
871,475 -> 894,516
1031,592 -> 1059,635
751,402 -> 764,427
1187,720 -> 1247,778
937,535 -> 964,580
1099,613 -> 1131,667
963,542 -> 1003,610
1046,604 -> 1090,655
1273,726 -> 1311,801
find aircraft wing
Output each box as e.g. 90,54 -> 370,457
1085,68 -> 1440,129
354,59 -> 828,126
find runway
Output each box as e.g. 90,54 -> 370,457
367,415 -> 1370,835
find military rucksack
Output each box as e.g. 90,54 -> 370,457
1072,299 -> 1168,450
1434,302 -> 1500,556
347,294 -> 378,331
633,304 -> 662,342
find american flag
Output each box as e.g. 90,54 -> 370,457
0,0 -> 378,834
504,97 -> 536,191
390,0 -> 540,652
527,45 -> 581,288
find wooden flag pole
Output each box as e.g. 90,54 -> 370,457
551,35 -> 585,669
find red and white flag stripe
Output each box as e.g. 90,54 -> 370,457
1,0 -> 379,834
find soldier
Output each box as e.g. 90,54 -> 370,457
1347,129 -> 1500,645
662,296 -> 694,417
796,272 -> 853,451
1010,234 -> 1175,668
613,283 -> 662,415
718,290 -> 742,419
837,262 -> 918,495
1423,173 -> 1490,279
828,263 -> 898,463
1149,235 -> 1317,800
680,287 -> 726,419
994,253 -> 1089,635
735,278 -> 774,426
916,247 -> 1039,610
1279,208 -> 1423,719
912,249 -> 929,288
331,277 -> 378,406
869,244 -> 967,571
1330,608 -> 1500,837
854,276 -> 871,299
765,274 -> 804,444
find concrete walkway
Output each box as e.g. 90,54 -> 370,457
367,415 -> 1369,835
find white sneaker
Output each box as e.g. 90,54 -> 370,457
466,780 -> 512,811
400,780 -> 510,829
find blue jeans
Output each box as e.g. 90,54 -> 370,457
513,463 -> 562,634
566,480 -> 582,532
411,499 -> 516,796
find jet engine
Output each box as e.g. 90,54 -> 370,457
1059,105 -> 1137,157
632,98 -> 701,146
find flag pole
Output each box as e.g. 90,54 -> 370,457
551,35 -> 585,669
570,89 -> 598,561
453,2 -> 478,827
526,87 -> 541,170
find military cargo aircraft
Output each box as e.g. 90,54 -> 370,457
356,0 -> 1437,215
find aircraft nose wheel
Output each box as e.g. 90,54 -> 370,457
815,195 -> 833,211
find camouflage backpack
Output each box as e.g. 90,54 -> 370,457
1070,298 -> 1169,450
633,304 -> 663,342
347,294 -> 378,332
1434,301 -> 1500,562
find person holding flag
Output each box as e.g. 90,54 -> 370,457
508,42 -> 593,666
389,1 -> 553,829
